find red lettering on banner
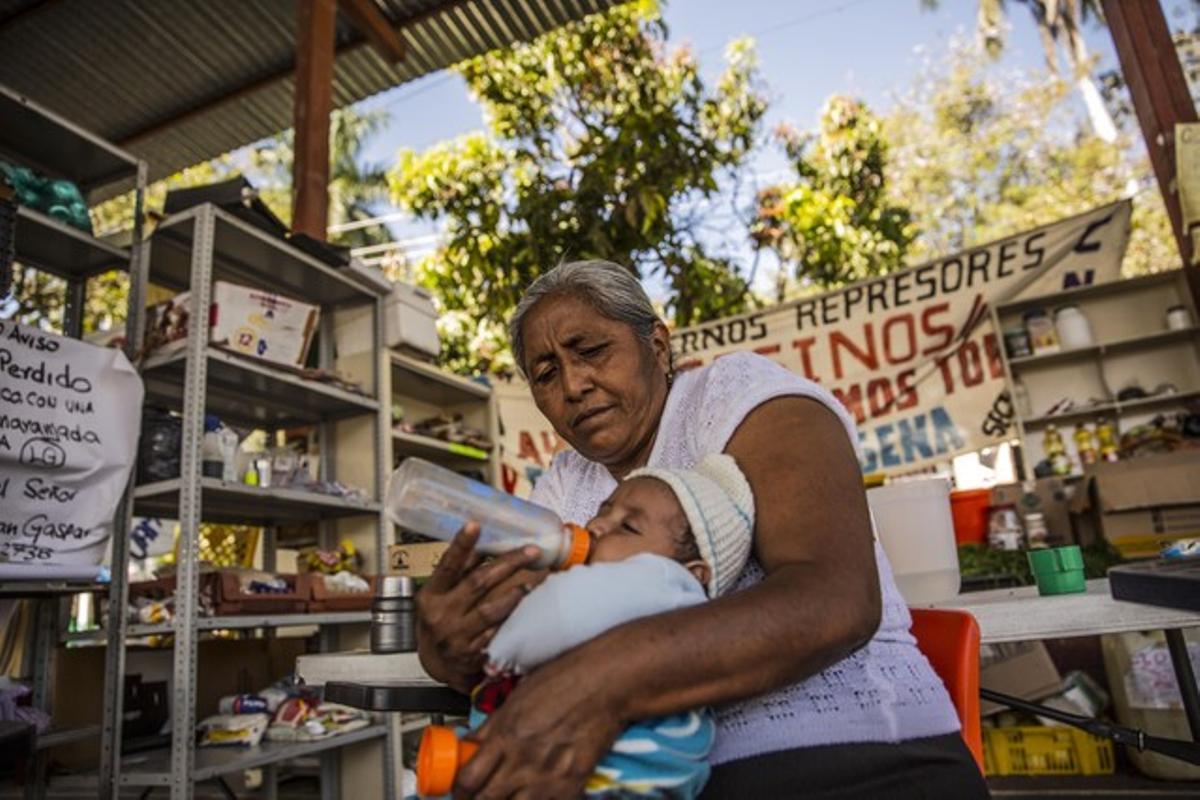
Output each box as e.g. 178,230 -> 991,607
833,384 -> 865,425
501,464 -> 519,494
983,332 -> 1004,378
754,343 -> 781,357
831,325 -> 877,380
896,369 -> 918,410
921,303 -> 954,354
882,313 -> 917,365
936,354 -> 955,394
791,337 -> 820,381
867,378 -> 894,417
517,431 -> 543,467
959,340 -> 984,387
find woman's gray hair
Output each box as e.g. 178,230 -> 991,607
509,259 -> 667,378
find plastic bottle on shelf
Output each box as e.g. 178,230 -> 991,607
385,458 -> 590,570
1073,424 -> 1098,468
1012,381 -> 1032,418
1096,418 -> 1120,463
1042,425 -> 1072,476
1023,512 -> 1050,549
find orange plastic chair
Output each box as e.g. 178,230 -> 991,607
909,607 -> 984,772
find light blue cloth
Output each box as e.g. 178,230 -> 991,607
487,553 -> 708,675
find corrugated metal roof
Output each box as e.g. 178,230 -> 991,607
0,0 -> 618,194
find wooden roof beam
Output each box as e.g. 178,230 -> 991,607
338,0 -> 406,63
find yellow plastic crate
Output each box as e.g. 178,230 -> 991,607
169,524 -> 260,568
984,726 -> 1115,776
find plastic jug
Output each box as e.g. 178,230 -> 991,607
385,458 -> 590,570
867,478 -> 961,604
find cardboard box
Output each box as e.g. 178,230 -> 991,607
143,282 -> 320,368
990,477 -> 1077,546
335,282 -> 440,359
388,541 -> 448,578
1069,451 -> 1200,558
210,280 -> 319,368
980,641 -> 1063,716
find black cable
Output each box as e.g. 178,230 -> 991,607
981,688 -> 1200,766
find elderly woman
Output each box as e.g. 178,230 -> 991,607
417,260 -> 989,798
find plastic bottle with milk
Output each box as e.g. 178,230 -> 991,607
385,458 -> 590,570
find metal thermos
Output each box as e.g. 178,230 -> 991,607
370,575 -> 416,654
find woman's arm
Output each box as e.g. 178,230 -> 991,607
454,396 -> 881,798
415,524 -> 544,693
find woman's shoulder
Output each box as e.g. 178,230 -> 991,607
676,351 -> 818,404
670,351 -> 858,456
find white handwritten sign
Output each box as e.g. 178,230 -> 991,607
0,321 -> 143,566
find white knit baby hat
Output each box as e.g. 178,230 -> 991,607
628,453 -> 755,597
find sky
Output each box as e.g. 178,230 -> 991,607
344,0 -> 1192,295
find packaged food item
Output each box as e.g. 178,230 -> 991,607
1024,309 -> 1060,355
1004,327 -> 1033,359
1043,425 -> 1072,476
218,694 -> 269,715
1013,381 -> 1032,417
1096,418 -> 1119,463
1024,512 -> 1050,549
1074,424 -> 1098,468
989,504 -> 1024,551
198,713 -> 269,747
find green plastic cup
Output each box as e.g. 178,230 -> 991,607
1027,545 -> 1086,595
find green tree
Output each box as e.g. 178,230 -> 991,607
882,37 -> 1175,275
922,0 -> 1117,141
388,0 -> 767,374
750,97 -> 916,297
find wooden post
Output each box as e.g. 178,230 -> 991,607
1102,0 -> 1200,305
292,0 -> 337,240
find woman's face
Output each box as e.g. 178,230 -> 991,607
520,293 -> 671,476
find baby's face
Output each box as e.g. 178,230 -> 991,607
586,476 -> 688,564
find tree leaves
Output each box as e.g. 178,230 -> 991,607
752,97 -> 916,294
388,2 -> 767,374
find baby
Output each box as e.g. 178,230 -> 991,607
417,453 -> 755,799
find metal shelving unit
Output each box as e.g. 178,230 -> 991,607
991,269 -> 1200,469
65,611 -> 372,645
98,202 -> 394,800
390,351 -> 499,486
134,478 -> 380,525
0,83 -> 147,800
119,723 -> 388,787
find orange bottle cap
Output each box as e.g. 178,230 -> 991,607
416,726 -> 477,797
562,523 -> 591,569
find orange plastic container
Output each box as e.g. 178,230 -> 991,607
417,725 -> 478,797
950,488 -> 991,546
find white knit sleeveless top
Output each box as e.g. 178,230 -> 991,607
529,352 -> 960,764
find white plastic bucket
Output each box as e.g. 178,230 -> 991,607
867,478 -> 961,604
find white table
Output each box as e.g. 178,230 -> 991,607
929,578 -> 1200,644
932,578 -> 1200,745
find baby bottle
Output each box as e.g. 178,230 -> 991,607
417,725 -> 477,797
385,458 -> 590,570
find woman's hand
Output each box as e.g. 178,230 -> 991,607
416,524 -> 545,693
454,648 -> 625,799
